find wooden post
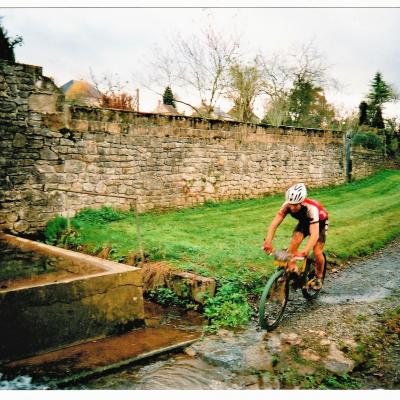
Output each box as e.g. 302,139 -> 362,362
64,192 -> 71,231
134,200 -> 145,265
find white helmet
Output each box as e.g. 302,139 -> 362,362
285,183 -> 307,204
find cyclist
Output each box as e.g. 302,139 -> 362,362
263,183 -> 328,290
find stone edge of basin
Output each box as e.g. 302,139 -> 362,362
0,232 -> 138,274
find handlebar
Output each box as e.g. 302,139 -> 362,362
261,247 -> 305,261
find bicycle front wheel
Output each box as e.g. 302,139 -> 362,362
259,269 -> 289,331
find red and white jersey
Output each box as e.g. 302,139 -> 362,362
278,198 -> 328,224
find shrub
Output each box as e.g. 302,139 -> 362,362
351,131 -> 383,150
204,283 -> 252,329
147,287 -> 183,307
44,215 -> 68,244
72,206 -> 128,225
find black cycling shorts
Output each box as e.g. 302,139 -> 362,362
294,219 -> 328,243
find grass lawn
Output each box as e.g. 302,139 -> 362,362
57,169 -> 400,284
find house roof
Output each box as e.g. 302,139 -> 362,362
153,100 -> 179,115
191,105 -> 235,121
213,106 -> 235,121
60,80 -> 101,105
227,107 -> 260,123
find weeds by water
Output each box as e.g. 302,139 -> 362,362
146,287 -> 189,308
203,283 -> 252,330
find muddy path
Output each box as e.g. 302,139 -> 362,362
70,240 -> 400,390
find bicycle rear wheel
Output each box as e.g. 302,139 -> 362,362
302,253 -> 326,300
259,269 -> 289,330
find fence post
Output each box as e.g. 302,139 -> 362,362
345,130 -> 352,183
134,201 -> 145,265
64,192 -> 71,231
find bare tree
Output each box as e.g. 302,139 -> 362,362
259,43 -> 337,127
145,25 -> 241,117
258,53 -> 292,101
288,43 -> 333,87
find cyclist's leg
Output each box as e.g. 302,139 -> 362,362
288,231 -> 304,272
313,219 -> 327,278
289,230 -> 304,253
313,241 -> 325,279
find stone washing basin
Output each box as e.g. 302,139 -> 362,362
0,233 -> 144,363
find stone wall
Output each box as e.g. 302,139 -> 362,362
351,146 -> 385,180
0,61 -> 386,235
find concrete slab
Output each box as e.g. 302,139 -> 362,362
2,326 -> 202,387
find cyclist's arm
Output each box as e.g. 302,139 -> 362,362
264,213 -> 285,250
302,222 -> 319,255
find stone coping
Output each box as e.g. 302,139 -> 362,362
0,232 -> 138,277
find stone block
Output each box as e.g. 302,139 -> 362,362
13,219 -> 30,233
64,159 -> 86,173
167,271 -> 216,304
82,183 -> 94,192
39,147 -> 58,160
96,181 -> 107,193
0,101 -> 16,113
12,132 -> 27,148
28,93 -> 59,114
71,119 -> 89,131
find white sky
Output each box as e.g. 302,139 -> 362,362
1,2 -> 400,119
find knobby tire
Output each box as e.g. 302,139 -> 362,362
259,268 -> 289,331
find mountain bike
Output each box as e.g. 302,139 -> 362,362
258,249 -> 327,331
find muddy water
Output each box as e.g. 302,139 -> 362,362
71,354 -> 241,390
68,241 -> 400,390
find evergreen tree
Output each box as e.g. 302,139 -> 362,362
371,106 -> 385,129
286,77 -> 321,127
367,72 -> 395,108
0,18 -> 23,62
358,101 -> 368,126
361,72 -> 397,129
162,86 -> 176,107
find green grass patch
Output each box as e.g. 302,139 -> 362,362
44,170 -> 400,328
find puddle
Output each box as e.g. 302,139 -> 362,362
321,242 -> 400,305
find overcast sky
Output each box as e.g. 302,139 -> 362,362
1,5 -> 400,119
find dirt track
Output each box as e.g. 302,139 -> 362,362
268,239 -> 400,388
